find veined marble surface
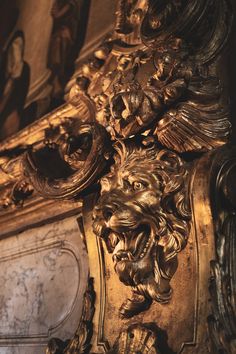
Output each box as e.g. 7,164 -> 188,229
0,216 -> 89,353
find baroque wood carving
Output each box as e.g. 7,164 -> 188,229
207,146 -> 236,354
0,0 -> 235,353
93,137 -> 191,318
71,0 -> 232,152
23,120 -> 111,199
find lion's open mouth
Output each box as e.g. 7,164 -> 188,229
111,224 -> 152,263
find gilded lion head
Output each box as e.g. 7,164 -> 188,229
93,137 -> 191,317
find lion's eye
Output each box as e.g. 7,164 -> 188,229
132,181 -> 145,191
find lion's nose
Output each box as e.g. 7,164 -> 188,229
103,207 -> 114,221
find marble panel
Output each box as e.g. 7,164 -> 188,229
0,216 -> 88,353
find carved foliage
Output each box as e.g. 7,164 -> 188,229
141,0 -> 232,63
70,0 -> 232,153
0,1 -> 232,352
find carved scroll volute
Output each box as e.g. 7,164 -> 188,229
207,145 -> 236,354
23,121 -> 112,200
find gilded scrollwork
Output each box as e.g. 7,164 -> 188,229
93,137 -> 191,318
0,180 -> 33,210
67,0 -> 232,154
207,147 -> 236,354
23,120 -> 111,199
0,153 -> 34,210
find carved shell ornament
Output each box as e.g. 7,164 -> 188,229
108,324 -> 161,354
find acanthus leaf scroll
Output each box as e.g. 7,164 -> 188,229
22,0 -> 233,205
70,0 -> 232,153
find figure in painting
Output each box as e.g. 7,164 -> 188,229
49,0 -> 79,101
0,30 -> 30,140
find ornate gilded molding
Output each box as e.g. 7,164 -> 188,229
46,277 -> 95,354
0,153 -> 34,211
0,179 -> 33,209
0,0 -> 232,204
23,120 -> 111,199
207,145 -> 236,354
93,137 -> 191,318
69,0 -> 232,152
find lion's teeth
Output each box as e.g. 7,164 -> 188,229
110,233 -> 119,248
127,252 -> 133,260
113,240 -> 124,255
113,254 -> 118,262
139,238 -> 152,259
